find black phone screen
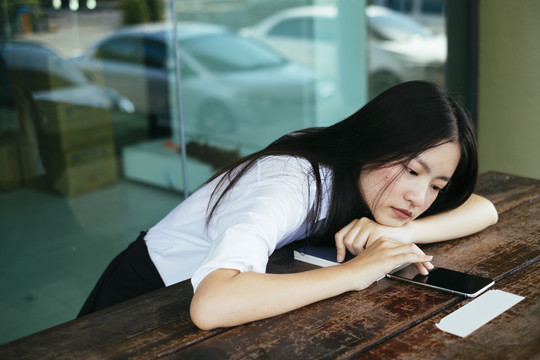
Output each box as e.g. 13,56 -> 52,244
388,266 -> 495,297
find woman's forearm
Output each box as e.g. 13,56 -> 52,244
190,195 -> 498,330
190,239 -> 434,330
406,194 -> 498,244
190,266 -> 351,330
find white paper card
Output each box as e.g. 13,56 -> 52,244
435,290 -> 524,337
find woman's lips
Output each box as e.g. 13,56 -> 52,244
392,207 -> 412,219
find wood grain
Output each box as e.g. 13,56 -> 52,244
0,173 -> 538,359
355,261 -> 540,360
159,198 -> 540,360
475,171 -> 540,213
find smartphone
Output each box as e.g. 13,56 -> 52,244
387,264 -> 495,297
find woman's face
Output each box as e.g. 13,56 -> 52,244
359,142 -> 461,227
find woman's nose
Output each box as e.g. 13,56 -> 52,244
405,186 -> 427,207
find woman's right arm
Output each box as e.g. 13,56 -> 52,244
190,238 -> 432,330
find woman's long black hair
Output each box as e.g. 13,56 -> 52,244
204,81 -> 478,243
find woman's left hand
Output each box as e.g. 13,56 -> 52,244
335,217 -> 412,262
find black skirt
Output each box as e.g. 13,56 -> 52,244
77,231 -> 165,317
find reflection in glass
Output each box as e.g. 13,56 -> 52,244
0,3 -> 171,344
72,21 -> 338,179
244,4 -> 446,99
0,40 -> 133,196
182,33 -> 287,72
368,7 -> 433,40
0,0 -> 448,345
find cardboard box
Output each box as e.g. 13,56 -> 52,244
39,124 -> 114,151
23,142 -> 118,197
0,140 -> 21,190
10,52 -> 114,150
52,156 -> 118,197
34,100 -> 113,147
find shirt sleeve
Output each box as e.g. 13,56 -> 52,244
190,156 -> 318,291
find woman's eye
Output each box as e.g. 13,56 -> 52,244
405,167 -> 418,176
432,185 -> 442,192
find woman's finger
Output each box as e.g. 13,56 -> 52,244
345,230 -> 369,255
335,220 -> 363,259
335,221 -> 356,262
335,239 -> 347,263
414,261 -> 434,275
342,219 -> 375,254
375,240 -> 433,274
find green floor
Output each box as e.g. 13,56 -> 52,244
0,180 -> 183,345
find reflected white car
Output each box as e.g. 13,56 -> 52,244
71,22 -> 336,138
374,0 -> 446,34
243,5 -> 446,98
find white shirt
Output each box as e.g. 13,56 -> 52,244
145,156 -> 332,291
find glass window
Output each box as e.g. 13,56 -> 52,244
96,37 -> 141,63
385,0 -> 414,13
1,42 -> 88,91
0,1 -> 179,344
144,39 -> 166,69
266,17 -> 335,43
181,34 -> 286,72
268,17 -> 314,39
422,0 -> 444,14
0,0 -> 448,345
368,9 -> 433,41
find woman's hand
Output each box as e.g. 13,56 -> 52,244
342,237 -> 434,290
335,195 -> 498,261
335,217 -> 412,262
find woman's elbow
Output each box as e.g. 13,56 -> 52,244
190,295 -> 221,330
471,194 -> 498,228
190,269 -> 241,330
486,200 -> 499,226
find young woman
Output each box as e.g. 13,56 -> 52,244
78,81 -> 498,330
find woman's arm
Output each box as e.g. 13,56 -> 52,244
403,194 -> 498,244
190,238 -> 433,330
190,192 -> 495,330
335,194 -> 498,261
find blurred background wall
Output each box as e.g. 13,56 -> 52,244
477,0 -> 540,179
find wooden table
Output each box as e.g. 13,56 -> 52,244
1,172 -> 539,359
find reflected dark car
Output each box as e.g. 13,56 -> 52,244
0,41 -> 134,115
71,22 -> 336,137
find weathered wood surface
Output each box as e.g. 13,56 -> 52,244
356,261 -> 540,360
162,277 -> 459,359
0,281 -> 205,359
0,246 -> 314,360
419,196 -> 540,282
475,171 -> 540,213
159,197 -> 540,360
0,173 -> 538,360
